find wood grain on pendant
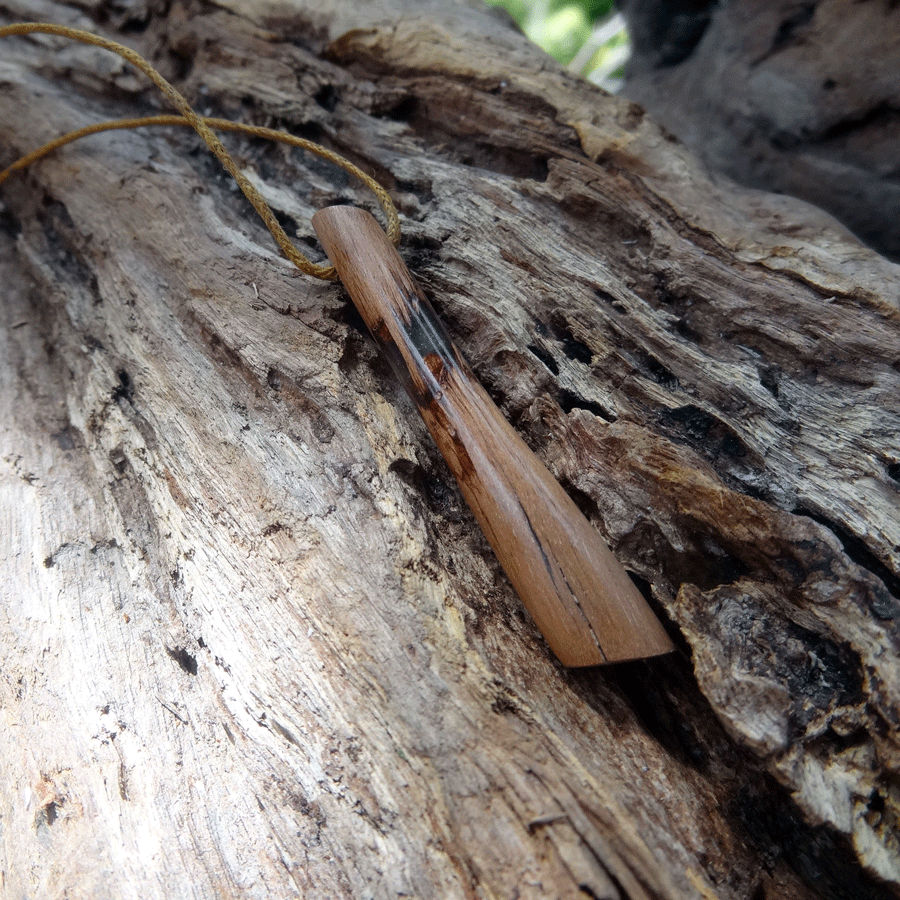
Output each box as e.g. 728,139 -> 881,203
313,206 -> 674,666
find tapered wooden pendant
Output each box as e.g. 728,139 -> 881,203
313,206 -> 674,666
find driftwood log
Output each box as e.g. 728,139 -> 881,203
618,0 -> 900,262
1,1 -> 898,898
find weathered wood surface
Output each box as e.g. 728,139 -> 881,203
619,0 -> 900,261
1,1 -> 898,898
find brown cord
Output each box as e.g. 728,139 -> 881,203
0,22 -> 401,280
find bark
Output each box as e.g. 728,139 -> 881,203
618,0 -> 900,261
1,1 -> 898,898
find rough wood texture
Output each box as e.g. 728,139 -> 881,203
1,1 -> 898,898
618,0 -> 900,261
313,205 -> 674,666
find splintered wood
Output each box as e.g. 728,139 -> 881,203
1,1 -> 898,898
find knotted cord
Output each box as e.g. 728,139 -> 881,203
0,22 -> 401,281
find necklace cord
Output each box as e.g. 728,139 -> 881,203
0,22 -> 401,281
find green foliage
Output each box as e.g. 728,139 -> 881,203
487,0 -> 616,31
484,0 -> 628,89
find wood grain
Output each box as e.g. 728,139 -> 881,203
313,205 -> 674,666
2,1 -> 898,897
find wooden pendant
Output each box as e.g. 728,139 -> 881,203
312,206 -> 674,666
